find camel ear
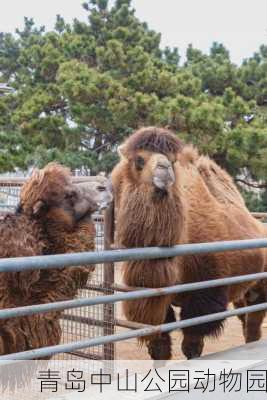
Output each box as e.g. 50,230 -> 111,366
117,144 -> 127,159
32,200 -> 46,216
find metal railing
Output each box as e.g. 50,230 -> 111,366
1,237 -> 267,360
1,237 -> 267,273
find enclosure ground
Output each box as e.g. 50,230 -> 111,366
116,305 -> 267,360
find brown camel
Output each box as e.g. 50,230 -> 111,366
0,163 -> 113,356
111,127 -> 266,360
196,155 -> 267,344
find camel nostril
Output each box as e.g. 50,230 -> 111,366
157,164 -> 167,170
157,162 -> 171,170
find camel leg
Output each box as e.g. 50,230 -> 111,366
246,310 -> 266,342
147,306 -> 176,360
233,299 -> 247,341
174,259 -> 227,360
234,288 -> 266,343
245,287 -> 266,343
181,333 -> 204,359
179,286 -> 227,359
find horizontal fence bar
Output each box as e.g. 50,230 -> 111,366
67,351 -> 103,361
115,319 -> 147,330
84,283 -> 143,293
1,271 -> 267,320
84,283 -> 115,293
62,314 -> 104,328
112,283 -> 143,292
253,212 -> 267,219
2,302 -> 267,361
62,313 -> 145,330
0,176 -> 104,186
1,238 -> 267,273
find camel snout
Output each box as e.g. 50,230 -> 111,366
153,161 -> 175,190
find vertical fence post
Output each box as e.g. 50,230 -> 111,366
103,201 -> 115,363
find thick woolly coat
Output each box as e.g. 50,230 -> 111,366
111,127 -> 265,358
0,164 -> 96,356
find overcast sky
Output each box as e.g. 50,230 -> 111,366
1,0 -> 266,64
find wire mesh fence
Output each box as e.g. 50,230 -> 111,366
61,216 -> 115,362
0,182 -> 20,212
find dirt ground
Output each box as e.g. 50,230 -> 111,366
114,263 -> 267,360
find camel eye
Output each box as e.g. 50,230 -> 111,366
65,191 -> 76,200
135,156 -> 145,171
97,186 -> 106,192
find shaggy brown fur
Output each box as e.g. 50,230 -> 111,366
112,127 -> 266,360
0,163 -> 106,356
122,126 -> 184,158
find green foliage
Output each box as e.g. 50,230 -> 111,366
0,0 -> 266,203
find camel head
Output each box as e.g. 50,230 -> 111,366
118,127 -> 183,193
74,176 -> 113,219
18,163 -> 112,230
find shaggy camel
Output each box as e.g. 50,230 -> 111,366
196,155 -> 267,344
0,163 -> 112,355
111,127 -> 266,360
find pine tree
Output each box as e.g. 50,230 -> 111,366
0,0 -> 266,196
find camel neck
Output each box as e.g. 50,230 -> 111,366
20,213 -> 49,253
116,183 -> 186,247
1,212 -> 47,256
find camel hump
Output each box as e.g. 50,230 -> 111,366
196,155 -> 246,208
178,145 -> 199,166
